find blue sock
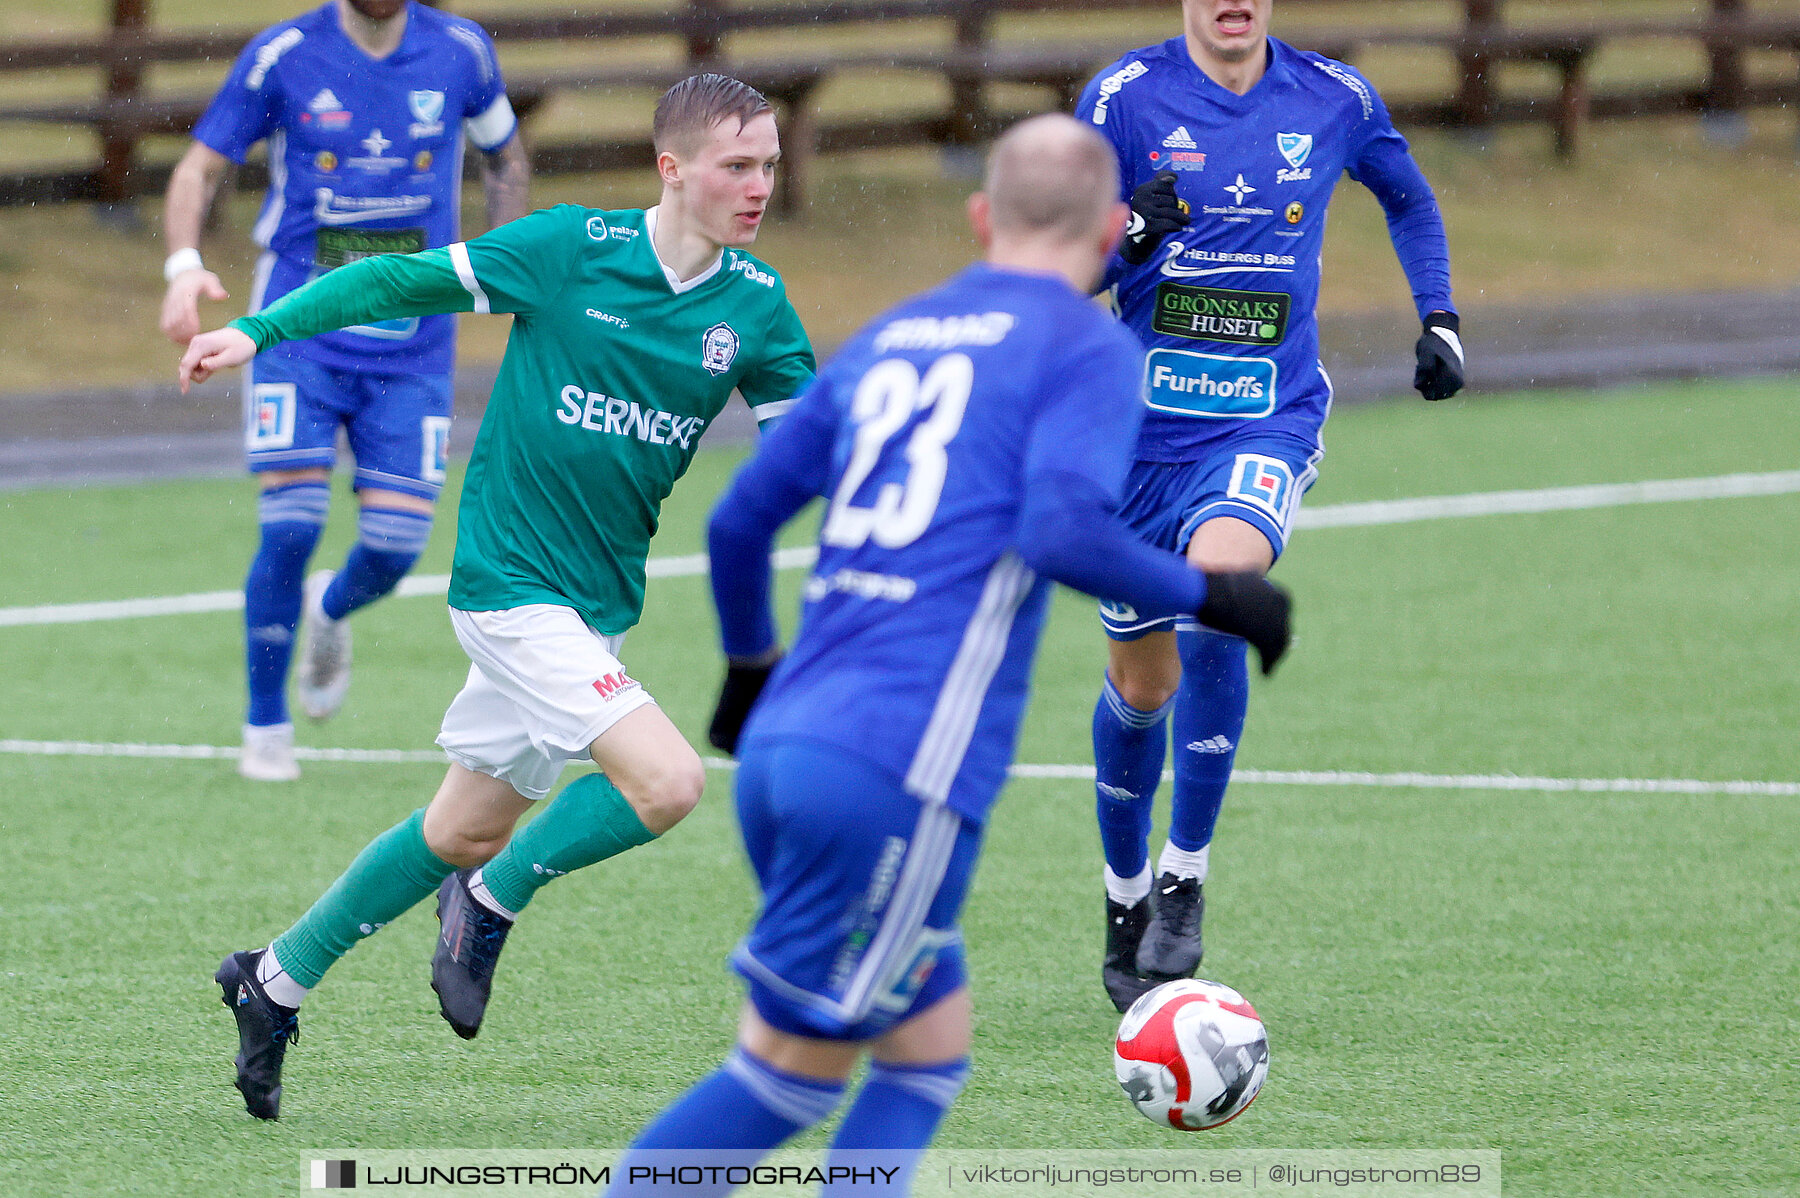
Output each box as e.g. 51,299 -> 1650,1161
607,1047 -> 845,1197
1168,628 -> 1250,853
1093,674 -> 1172,880
320,506 -> 432,620
823,1058 -> 970,1193
244,482 -> 328,727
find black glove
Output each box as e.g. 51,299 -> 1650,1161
1197,572 -> 1292,676
1120,172 -> 1191,265
1414,311 -> 1465,401
707,657 -> 780,756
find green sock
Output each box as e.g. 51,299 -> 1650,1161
269,808 -> 454,988
480,773 -> 655,916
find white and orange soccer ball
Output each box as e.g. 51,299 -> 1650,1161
1113,978 -> 1269,1130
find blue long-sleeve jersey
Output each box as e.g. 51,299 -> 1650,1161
1076,36 -> 1455,461
708,263 -> 1212,825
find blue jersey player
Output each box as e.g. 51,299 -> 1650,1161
603,116 -> 1290,1196
1074,0 -> 1464,1012
159,0 -> 530,781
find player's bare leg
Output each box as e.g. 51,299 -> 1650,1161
433,706 -> 704,1037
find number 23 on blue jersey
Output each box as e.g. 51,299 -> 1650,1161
821,353 -> 974,551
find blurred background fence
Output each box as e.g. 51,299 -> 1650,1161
4,0 -> 1800,210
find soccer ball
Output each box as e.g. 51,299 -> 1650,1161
1113,978 -> 1269,1130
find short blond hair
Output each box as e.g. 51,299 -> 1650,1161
983,114 -> 1120,241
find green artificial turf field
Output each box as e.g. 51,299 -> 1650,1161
0,377 -> 1796,1196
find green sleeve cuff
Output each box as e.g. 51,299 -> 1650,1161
227,315 -> 272,353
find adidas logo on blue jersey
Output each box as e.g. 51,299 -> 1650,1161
1162,126 -> 1199,149
309,89 -> 343,113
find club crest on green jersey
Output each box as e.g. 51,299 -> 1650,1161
702,322 -> 740,375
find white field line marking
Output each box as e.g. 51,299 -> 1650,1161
2,739 -> 1794,796
0,546 -> 820,628
1294,468 -> 1800,529
5,469 -> 1799,629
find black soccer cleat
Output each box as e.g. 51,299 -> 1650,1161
1135,872 -> 1206,983
1103,896 -> 1158,1014
215,949 -> 300,1120
432,870 -> 514,1040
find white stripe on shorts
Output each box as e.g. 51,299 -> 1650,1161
838,802 -> 962,1022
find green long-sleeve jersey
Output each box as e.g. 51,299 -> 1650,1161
234,203 -> 816,634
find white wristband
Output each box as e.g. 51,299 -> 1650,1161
163,247 -> 205,282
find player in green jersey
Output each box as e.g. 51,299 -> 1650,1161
179,74 -> 814,1121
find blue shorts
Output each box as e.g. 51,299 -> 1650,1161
731,736 -> 983,1042
1101,430 -> 1322,641
243,347 -> 453,501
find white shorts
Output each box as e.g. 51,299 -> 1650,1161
437,605 -> 656,801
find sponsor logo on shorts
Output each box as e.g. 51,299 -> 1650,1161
248,382 -> 298,450
1144,350 -> 1277,419
1154,283 -> 1289,346
592,670 -> 639,700
1100,599 -> 1140,625
422,415 -> 450,484
1228,454 -> 1296,521
830,836 -> 908,990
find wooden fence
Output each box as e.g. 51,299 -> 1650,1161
2,0 -> 1799,210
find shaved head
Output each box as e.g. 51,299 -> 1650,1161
982,114 -> 1121,242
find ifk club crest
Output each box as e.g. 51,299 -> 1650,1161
701,322 -> 740,375
408,89 -> 445,138
1276,132 -> 1312,169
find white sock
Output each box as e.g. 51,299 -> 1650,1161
1157,841 -> 1210,883
1104,864 -> 1153,907
255,946 -> 311,1009
467,868 -> 519,922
